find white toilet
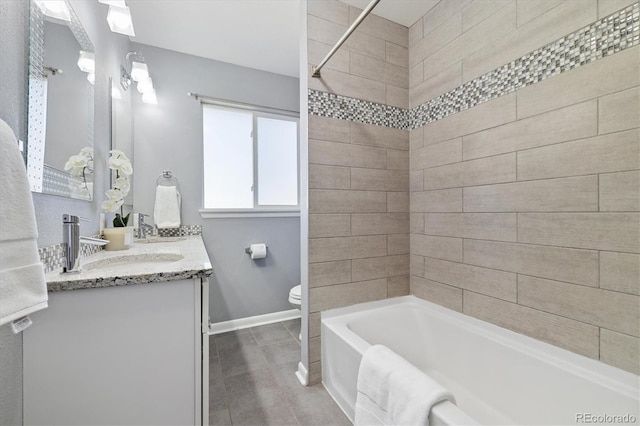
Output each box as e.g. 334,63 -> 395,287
288,285 -> 302,340
288,284 -> 301,310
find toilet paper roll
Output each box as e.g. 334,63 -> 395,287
250,243 -> 267,260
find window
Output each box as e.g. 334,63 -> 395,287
202,103 -> 299,215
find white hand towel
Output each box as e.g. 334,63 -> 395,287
355,344 -> 455,426
0,119 -> 48,326
153,185 -> 181,229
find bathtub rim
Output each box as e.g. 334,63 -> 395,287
321,295 -> 639,423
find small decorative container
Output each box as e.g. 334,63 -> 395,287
102,227 -> 133,251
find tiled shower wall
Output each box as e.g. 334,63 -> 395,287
308,0 -> 639,383
307,0 -> 410,384
409,0 -> 639,375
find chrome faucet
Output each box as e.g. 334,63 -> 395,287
62,214 -> 109,273
137,213 -> 154,239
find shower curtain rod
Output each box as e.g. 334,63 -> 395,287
187,92 -> 299,117
311,0 -> 381,78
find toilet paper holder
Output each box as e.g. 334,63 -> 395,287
245,245 -> 268,255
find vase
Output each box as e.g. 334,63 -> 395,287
102,227 -> 133,251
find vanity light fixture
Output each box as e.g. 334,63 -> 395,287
120,51 -> 141,90
142,89 -> 158,105
130,61 -> 149,82
77,51 -> 95,73
120,51 -> 158,104
34,0 -> 71,21
136,77 -> 153,94
77,50 -> 95,85
120,66 -> 131,90
106,4 -> 135,36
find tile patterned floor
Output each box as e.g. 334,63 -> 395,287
209,319 -> 351,426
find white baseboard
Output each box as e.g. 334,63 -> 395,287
295,361 -> 308,386
209,309 -> 301,335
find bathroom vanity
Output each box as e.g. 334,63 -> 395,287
23,236 -> 212,426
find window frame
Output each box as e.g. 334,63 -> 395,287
199,99 -> 300,219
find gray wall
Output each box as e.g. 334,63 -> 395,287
129,43 -> 301,323
0,0 -> 130,423
203,218 -> 301,322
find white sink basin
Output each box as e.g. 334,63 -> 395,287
136,236 -> 187,244
83,253 -> 184,272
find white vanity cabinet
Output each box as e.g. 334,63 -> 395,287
23,276 -> 209,425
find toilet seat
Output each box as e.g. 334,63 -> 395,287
288,284 -> 301,305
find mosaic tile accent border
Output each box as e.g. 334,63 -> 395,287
39,226 -> 202,272
156,225 -> 202,237
308,90 -> 410,129
408,2 -> 639,129
309,3 -> 640,130
39,238 -> 103,273
39,244 -> 65,273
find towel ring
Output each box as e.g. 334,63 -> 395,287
156,170 -> 180,188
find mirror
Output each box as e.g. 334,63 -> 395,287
26,0 -> 95,200
110,77 -> 134,207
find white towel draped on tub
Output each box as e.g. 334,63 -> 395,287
0,119 -> 48,327
355,344 -> 455,426
153,185 -> 181,229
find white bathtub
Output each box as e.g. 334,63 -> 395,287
321,296 -> 639,425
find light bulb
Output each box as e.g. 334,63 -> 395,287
77,51 -> 95,73
35,0 -> 71,21
106,5 -> 135,36
136,77 -> 153,93
142,89 -> 157,104
130,61 -> 149,82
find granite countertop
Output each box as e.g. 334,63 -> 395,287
46,235 -> 213,292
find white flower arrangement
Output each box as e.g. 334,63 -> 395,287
64,147 -> 94,199
102,149 -> 133,227
64,146 -> 94,178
